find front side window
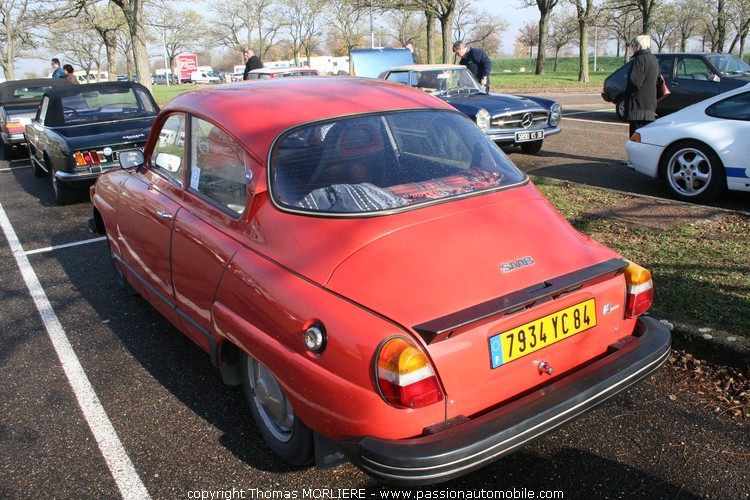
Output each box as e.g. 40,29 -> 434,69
706,54 -> 750,76
189,118 -> 247,215
271,110 -> 525,215
152,113 -> 186,185
706,91 -> 750,120
676,58 -> 713,81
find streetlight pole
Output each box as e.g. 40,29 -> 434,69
158,19 -> 170,86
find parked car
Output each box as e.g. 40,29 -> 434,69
379,64 -> 562,154
152,73 -> 175,85
245,67 -> 320,79
190,70 -> 221,84
0,78 -> 72,158
626,82 -> 750,202
25,81 -> 159,204
88,77 -> 670,485
348,49 -> 561,155
602,52 -> 750,120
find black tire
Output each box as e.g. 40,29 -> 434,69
1,139 -> 14,160
50,168 -> 76,205
109,244 -> 137,295
660,141 -> 725,202
520,139 -> 543,155
616,100 -> 627,121
30,149 -> 46,177
241,353 -> 313,466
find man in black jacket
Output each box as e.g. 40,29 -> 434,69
453,41 -> 492,91
618,35 -> 659,137
243,49 -> 263,80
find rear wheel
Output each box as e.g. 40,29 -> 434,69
661,141 -> 725,202
50,167 -> 76,205
241,353 -> 313,466
616,100 -> 627,121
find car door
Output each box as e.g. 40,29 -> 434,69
116,113 -> 186,327
704,90 -> 750,191
670,56 -> 721,110
170,117 -> 247,352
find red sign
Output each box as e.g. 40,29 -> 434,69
177,54 -> 198,80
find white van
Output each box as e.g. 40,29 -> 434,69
189,70 -> 220,84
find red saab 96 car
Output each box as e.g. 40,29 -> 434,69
88,77 -> 671,485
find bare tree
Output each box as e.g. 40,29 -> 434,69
600,1 -> 641,62
516,22 -> 539,57
0,0 -> 45,80
702,0 -> 729,52
549,9 -> 578,70
209,0 -> 283,63
727,0 -> 750,56
672,0 -> 702,51
522,0 -> 559,74
649,1 -> 680,51
571,0 -> 599,82
49,17 -> 106,79
282,0 -> 327,66
452,1 -> 506,56
149,6 -> 205,80
325,0 -> 369,55
81,1 -> 124,80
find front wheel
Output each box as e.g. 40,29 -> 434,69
241,353 -> 313,466
520,140 -> 543,155
661,141 -> 725,202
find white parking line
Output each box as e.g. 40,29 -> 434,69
23,236 -> 107,256
0,202 -> 151,500
0,164 -> 32,173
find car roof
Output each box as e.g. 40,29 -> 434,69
0,78 -> 73,104
162,76 -> 454,160
249,67 -> 318,74
385,64 -> 465,72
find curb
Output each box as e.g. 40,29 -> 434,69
649,310 -> 749,370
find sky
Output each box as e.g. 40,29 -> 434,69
14,0 -> 538,79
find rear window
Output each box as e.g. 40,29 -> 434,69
60,87 -> 157,124
271,110 -> 526,215
12,86 -> 57,100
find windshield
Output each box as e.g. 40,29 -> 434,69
385,67 -> 485,95
707,54 -> 750,76
60,87 -> 158,125
271,110 -> 526,215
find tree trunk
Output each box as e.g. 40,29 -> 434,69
439,11 -> 453,63
578,22 -> 589,82
426,10 -> 435,64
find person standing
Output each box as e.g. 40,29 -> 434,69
452,41 -> 492,91
63,64 -> 79,84
51,58 -> 65,79
242,48 -> 263,80
405,41 -> 421,64
617,35 -> 659,137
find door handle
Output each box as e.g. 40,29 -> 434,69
156,210 -> 174,220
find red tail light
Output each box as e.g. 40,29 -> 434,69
624,261 -> 654,318
5,122 -> 25,134
375,337 -> 443,409
74,150 -> 107,166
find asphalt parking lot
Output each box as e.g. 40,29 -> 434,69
1,93 -> 748,499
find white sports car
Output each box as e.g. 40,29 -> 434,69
626,82 -> 750,202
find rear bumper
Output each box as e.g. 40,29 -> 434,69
340,316 -> 671,485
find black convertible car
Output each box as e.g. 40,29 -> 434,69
25,81 -> 159,204
0,78 -> 72,159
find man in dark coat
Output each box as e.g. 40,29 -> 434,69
452,41 -> 492,91
618,35 -> 659,137
242,48 -> 263,80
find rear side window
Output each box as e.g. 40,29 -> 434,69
271,110 -> 526,215
706,92 -> 750,120
189,119 -> 247,215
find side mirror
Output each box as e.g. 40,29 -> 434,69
708,73 -> 720,83
154,152 -> 182,173
119,149 -> 144,169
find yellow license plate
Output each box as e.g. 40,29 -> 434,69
489,299 -> 596,368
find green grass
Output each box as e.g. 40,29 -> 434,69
489,56 -> 626,90
150,84 -> 198,106
534,176 -> 750,337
